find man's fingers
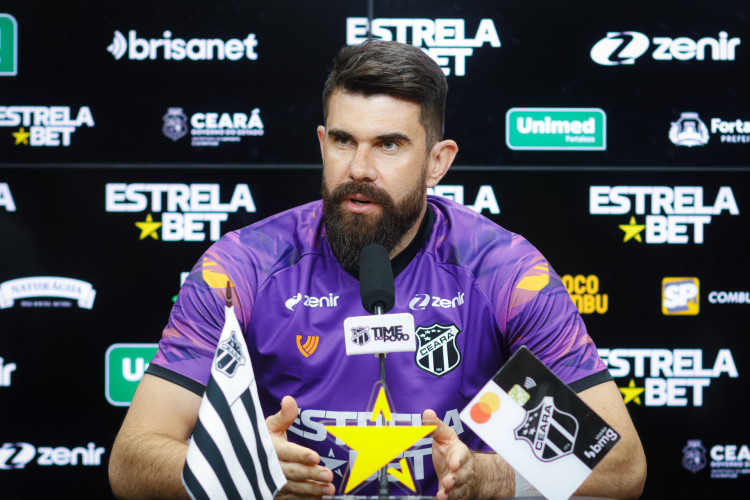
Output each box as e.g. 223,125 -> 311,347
280,461 -> 333,483
277,477 -> 336,499
424,408 -> 460,449
274,438 -> 320,465
266,395 -> 299,435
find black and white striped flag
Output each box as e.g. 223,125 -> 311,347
182,287 -> 286,499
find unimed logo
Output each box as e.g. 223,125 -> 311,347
0,14 -> 18,76
105,343 -> 158,406
506,108 -> 606,151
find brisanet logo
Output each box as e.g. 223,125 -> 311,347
107,30 -> 258,62
0,14 -> 18,76
662,277 -> 700,316
347,17 -> 500,77
0,276 -> 96,309
591,31 -> 740,66
506,108 -> 606,151
105,343 -> 159,406
105,183 -> 256,242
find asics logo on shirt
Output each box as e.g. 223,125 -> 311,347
409,292 -> 465,310
285,293 -> 340,310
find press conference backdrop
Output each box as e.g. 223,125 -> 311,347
1,1 -> 748,497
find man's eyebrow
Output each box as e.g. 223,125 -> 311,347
326,129 -> 354,141
375,132 -> 412,144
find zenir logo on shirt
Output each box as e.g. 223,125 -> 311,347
414,323 -> 461,377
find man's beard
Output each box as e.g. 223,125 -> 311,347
322,168 -> 427,270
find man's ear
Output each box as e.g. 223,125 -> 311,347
317,125 -> 326,160
425,139 -> 458,188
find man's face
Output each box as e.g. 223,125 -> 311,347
318,90 -> 430,269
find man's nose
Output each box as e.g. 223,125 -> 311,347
348,145 -> 376,182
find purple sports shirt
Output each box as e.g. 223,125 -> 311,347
148,195 -> 609,495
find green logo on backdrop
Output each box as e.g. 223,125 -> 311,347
105,343 -> 159,406
506,108 -> 606,150
0,14 -> 18,76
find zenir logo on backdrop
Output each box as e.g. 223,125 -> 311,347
105,183 -> 257,242
591,31 -> 740,65
0,14 -> 18,76
589,185 -> 739,244
0,442 -> 105,469
599,348 -> 738,407
162,107 -> 264,147
506,108 -> 606,151
0,356 -> 16,387
0,106 -> 94,146
347,18 -> 500,77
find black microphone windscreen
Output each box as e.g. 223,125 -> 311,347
359,244 -> 395,314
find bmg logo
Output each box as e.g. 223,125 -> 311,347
662,277 -> 700,315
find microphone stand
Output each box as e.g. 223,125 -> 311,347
374,303 -> 390,499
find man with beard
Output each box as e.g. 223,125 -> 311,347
110,41 -> 646,499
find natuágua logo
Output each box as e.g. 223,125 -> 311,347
105,343 -> 158,406
506,108 -> 606,150
0,14 -> 18,76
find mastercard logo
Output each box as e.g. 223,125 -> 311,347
469,391 -> 501,423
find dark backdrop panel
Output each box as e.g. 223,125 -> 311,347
1,0 -> 749,497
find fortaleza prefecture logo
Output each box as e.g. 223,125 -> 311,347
0,442 -> 105,469
162,107 -> 264,147
105,182 -> 257,242
107,29 -> 258,61
589,185 -> 739,244
0,106 -> 94,147
347,17 -> 500,77
598,348 -> 738,407
591,31 -> 740,66
506,108 -> 606,151
0,277 -> 96,309
0,14 -> 19,76
670,111 -> 750,146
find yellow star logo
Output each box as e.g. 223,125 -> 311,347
619,379 -> 645,405
619,216 -> 646,242
325,386 -> 436,494
12,127 -> 30,145
135,213 -> 162,240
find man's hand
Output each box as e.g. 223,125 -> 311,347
267,396 -> 335,498
424,409 -> 478,500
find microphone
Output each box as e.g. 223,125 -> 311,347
359,244 -> 395,315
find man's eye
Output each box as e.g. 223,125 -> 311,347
383,141 -> 398,151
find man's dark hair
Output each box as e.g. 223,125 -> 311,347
322,40 -> 448,148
